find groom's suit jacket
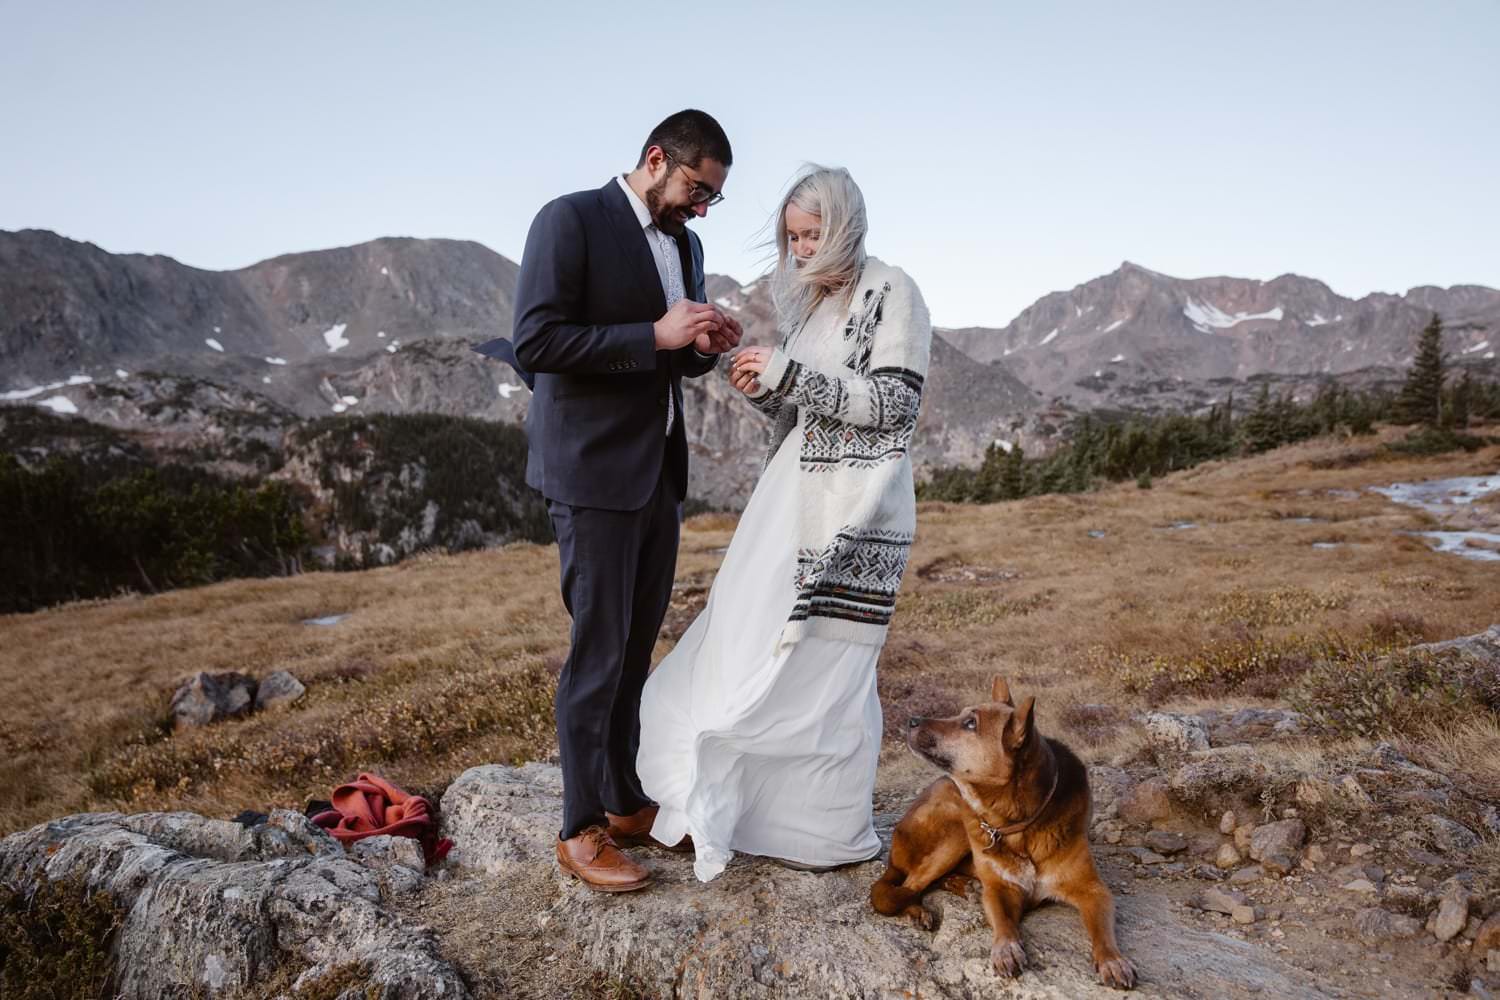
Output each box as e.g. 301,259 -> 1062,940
503,178 -> 717,511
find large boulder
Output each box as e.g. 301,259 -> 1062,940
438,763 -> 1334,999
0,809 -> 465,998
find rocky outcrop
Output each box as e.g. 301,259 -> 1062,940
437,763 -> 1331,998
0,808 -> 466,998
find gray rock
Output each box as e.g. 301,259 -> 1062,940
0,810 -> 464,998
438,763 -> 1336,999
1144,830 -> 1188,855
1170,745 -> 1273,804
1423,814 -> 1480,853
1215,844 -> 1243,869
1117,776 -> 1173,827
1353,906 -> 1423,941
1229,866 -> 1265,885
1219,810 -> 1237,834
254,669 -> 306,711
1143,711 -> 1211,752
351,834 -> 427,873
1433,882 -> 1471,942
1127,846 -> 1168,865
1190,886 -> 1249,915
1249,819 -> 1306,870
169,671 -> 257,728
1231,905 -> 1257,925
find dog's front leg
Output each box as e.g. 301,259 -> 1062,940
979,879 -> 1028,978
1055,875 -> 1136,990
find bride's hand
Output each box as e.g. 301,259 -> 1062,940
730,346 -> 772,396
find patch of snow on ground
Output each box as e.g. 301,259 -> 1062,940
386,340 -> 401,354
265,357 -> 287,365
1183,298 -> 1285,329
262,376 -> 272,384
205,338 -> 224,352
1307,313 -> 1329,326
1486,351 -> 1496,360
1462,341 -> 1490,355
1093,370 -> 1103,377
377,331 -> 386,338
381,267 -> 389,275
992,439 -> 1014,453
1110,354 -> 1126,362
213,326 -> 221,334
66,374 -> 92,386
332,402 -> 348,413
339,395 -> 359,406
38,395 -> 78,414
115,369 -> 129,378
1039,328 -> 1059,346
1372,475 -> 1500,514
323,323 -> 350,352
1104,319 -> 1125,333
498,382 -> 524,399
1412,532 -> 1500,562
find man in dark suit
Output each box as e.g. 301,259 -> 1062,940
500,110 -> 740,892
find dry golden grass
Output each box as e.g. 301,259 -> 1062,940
1,427 -> 1497,835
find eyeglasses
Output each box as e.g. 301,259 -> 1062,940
663,151 -> 725,206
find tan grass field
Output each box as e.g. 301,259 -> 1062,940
1,425 -> 1497,838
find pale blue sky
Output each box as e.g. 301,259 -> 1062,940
2,1 -> 1495,327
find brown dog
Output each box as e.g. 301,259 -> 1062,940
871,677 -> 1136,989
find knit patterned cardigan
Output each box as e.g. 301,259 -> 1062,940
746,257 -> 932,650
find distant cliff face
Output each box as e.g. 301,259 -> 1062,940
941,261 -> 1500,408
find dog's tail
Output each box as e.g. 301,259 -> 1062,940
869,863 -> 917,916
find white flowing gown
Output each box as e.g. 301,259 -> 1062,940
637,302 -> 885,882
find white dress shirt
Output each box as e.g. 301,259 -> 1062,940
616,175 -> 715,437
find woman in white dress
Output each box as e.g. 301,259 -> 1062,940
636,165 -> 933,882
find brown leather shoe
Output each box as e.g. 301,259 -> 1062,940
606,805 -> 693,853
555,825 -> 652,892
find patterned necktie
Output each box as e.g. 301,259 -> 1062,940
650,225 -> 685,436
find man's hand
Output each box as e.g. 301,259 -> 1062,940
730,345 -> 773,395
655,300 -> 721,351
695,307 -> 743,355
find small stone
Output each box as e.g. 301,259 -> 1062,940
1190,886 -> 1248,915
1338,775 -> 1375,809
170,671 -> 258,729
351,834 -> 427,873
1353,907 -> 1423,941
1215,844 -> 1242,869
1489,950 -> 1500,974
1127,847 -> 1167,865
1268,908 -> 1284,922
1117,777 -> 1173,828
1232,904 -> 1257,925
1474,913 -> 1500,955
1144,830 -> 1188,855
1260,852 -> 1298,877
1306,844 -> 1326,863
1433,883 -> 1470,942
1423,814 -> 1480,854
1342,879 -> 1380,895
1229,866 -> 1264,886
1219,810 -> 1237,835
1234,826 -> 1253,853
1143,711 -> 1211,752
1350,842 -> 1375,858
254,669 -> 306,711
1249,819 -> 1306,865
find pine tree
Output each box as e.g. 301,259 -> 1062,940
1449,369 -> 1473,429
1394,313 -> 1446,427
999,444 -> 1026,499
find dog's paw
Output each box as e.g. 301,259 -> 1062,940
1095,954 -> 1137,990
906,904 -> 939,932
990,939 -> 1027,978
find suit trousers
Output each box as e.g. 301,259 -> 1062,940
547,461 -> 681,839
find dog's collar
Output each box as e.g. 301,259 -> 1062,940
977,769 -> 1059,852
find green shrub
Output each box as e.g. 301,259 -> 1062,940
1289,646 -> 1500,738
0,874 -> 123,999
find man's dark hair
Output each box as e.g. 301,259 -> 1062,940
637,109 -> 733,169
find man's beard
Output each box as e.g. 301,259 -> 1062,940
645,174 -> 693,236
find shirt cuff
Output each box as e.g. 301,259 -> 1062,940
692,348 -> 718,360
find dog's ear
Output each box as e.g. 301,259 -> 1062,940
990,675 -> 1014,707
1003,696 -> 1035,750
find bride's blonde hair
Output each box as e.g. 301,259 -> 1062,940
764,164 -> 868,334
